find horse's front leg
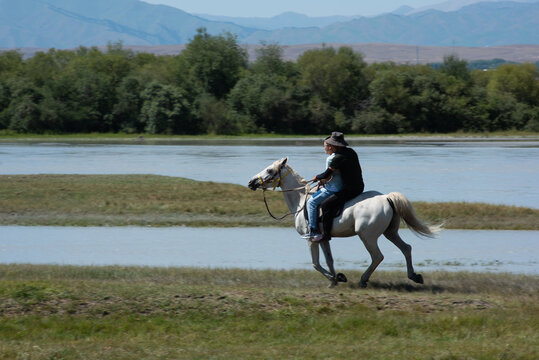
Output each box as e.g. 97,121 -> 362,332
309,240 -> 338,287
319,240 -> 338,285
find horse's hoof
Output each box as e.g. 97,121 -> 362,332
336,273 -> 347,283
412,273 -> 424,284
359,280 -> 368,288
328,281 -> 338,288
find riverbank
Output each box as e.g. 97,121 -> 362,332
0,265 -> 537,359
1,175 -> 537,229
0,131 -> 538,145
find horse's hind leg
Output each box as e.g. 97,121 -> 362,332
359,235 -> 384,288
384,227 -> 423,284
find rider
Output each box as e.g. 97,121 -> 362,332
303,136 -> 343,241
314,132 -> 364,242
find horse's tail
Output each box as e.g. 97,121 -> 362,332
386,192 -> 442,238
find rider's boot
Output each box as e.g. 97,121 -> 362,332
301,227 -> 318,239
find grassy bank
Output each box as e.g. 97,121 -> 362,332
0,130 -> 538,143
1,174 -> 537,229
0,265 -> 537,359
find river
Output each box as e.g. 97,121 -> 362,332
0,226 -> 537,275
1,139 -> 538,208
1,139 -> 537,275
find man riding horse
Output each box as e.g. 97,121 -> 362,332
309,132 -> 365,242
248,154 -> 439,287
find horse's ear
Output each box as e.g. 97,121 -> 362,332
279,157 -> 288,168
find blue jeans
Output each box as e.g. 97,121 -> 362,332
306,188 -> 334,231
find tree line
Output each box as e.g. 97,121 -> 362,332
1,28 -> 538,135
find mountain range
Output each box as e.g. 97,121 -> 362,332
194,0 -> 537,29
404,0 -> 537,14
0,0 -> 538,49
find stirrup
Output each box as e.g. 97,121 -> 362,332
311,233 -> 325,242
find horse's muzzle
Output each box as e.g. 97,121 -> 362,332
247,178 -> 259,190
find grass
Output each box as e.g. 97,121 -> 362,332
1,174 -> 537,229
0,130 -> 537,142
0,265 -> 537,359
413,201 -> 539,230
0,174 -> 274,227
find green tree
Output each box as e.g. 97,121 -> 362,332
511,103 -> 539,130
0,50 -> 23,77
250,42 -> 298,79
2,78 -> 43,132
487,63 -> 539,106
111,76 -> 144,133
37,93 -> 67,132
351,107 -> 408,134
523,106 -> 539,131
47,61 -> 112,132
90,43 -> 133,87
132,53 -> 177,86
22,50 -> 61,88
140,81 -> 193,134
178,28 -> 248,99
306,95 -> 335,133
195,93 -> 238,135
367,64 -> 474,133
369,68 -> 411,115
438,55 -> 471,83
0,82 -> 11,128
297,46 -> 368,115
228,73 -> 310,133
7,95 -> 42,132
484,91 -> 519,130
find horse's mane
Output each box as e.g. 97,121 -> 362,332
286,165 -> 309,185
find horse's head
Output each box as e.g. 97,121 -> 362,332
248,157 -> 288,191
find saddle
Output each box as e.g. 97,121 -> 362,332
306,190 -> 371,233
303,194 -> 347,225
318,200 -> 345,219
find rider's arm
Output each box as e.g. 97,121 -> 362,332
312,167 -> 334,182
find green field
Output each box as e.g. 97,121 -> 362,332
1,174 -> 537,229
0,265 -> 537,359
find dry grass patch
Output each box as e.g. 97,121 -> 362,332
415,201 -> 539,230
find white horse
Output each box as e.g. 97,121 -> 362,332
248,158 -> 442,288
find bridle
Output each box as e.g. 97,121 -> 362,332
258,167 -> 314,221
258,168 -> 294,191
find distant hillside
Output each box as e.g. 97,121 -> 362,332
242,2 -> 539,46
407,0 -> 538,14
0,0 -> 538,48
194,12 -> 360,30
389,5 -> 415,15
0,0 -> 254,48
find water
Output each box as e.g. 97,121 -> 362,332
1,140 -> 538,208
1,140 -> 536,275
0,226 -> 537,275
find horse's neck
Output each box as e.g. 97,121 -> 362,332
280,167 -> 308,213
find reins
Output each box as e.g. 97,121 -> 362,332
260,168 -> 314,221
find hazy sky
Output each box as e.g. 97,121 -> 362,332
142,0 -> 441,17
